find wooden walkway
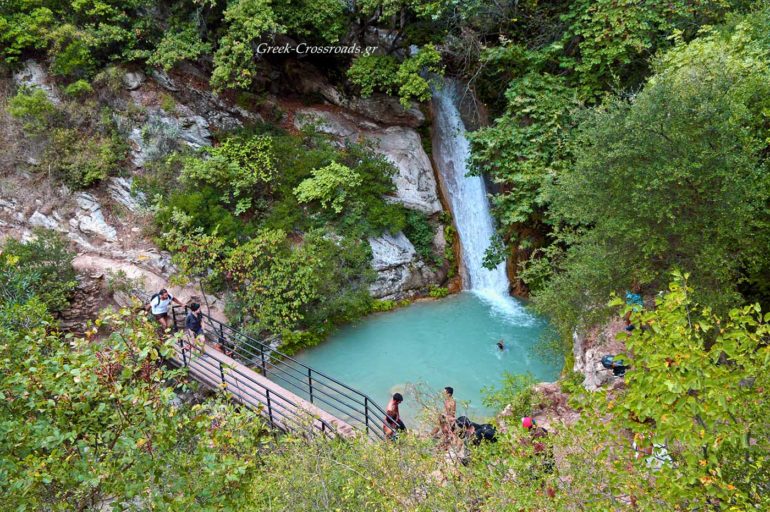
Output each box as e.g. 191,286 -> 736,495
168,340 -> 356,439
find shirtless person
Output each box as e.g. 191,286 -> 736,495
383,393 -> 406,440
442,386 -> 456,432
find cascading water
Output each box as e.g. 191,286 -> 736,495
432,80 -> 529,322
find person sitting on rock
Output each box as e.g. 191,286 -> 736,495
146,288 -> 185,331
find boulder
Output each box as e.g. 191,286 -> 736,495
13,60 -> 60,104
368,232 -> 441,299
369,232 -> 416,271
29,210 -> 60,231
126,109 -> 211,167
572,319 -> 628,391
122,71 -> 145,90
71,193 -> 117,242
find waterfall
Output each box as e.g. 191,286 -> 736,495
432,80 -> 530,322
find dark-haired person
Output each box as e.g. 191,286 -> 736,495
185,303 -> 205,352
146,288 -> 185,330
383,393 -> 406,440
442,386 -> 456,431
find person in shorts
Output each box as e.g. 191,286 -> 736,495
146,288 -> 185,330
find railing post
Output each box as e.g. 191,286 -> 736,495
171,307 -> 178,331
219,361 -> 226,387
266,389 -> 274,426
365,397 -> 369,435
308,368 -> 314,404
260,346 -> 267,377
179,339 -> 187,367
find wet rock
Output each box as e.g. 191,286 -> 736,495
13,60 -> 60,104
123,71 -> 145,90
71,193 -> 117,242
107,177 -> 146,213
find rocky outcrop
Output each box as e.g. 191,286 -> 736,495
368,232 -> 443,299
71,193 -> 118,242
294,108 -> 442,215
573,318 -> 628,391
283,60 -> 424,127
13,60 -> 61,104
107,177 -> 145,213
293,107 -> 447,298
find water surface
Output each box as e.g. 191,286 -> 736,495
293,292 -> 560,426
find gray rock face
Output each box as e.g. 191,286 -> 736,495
108,177 -> 146,212
369,232 -> 416,270
13,60 -> 60,104
122,71 -> 145,90
126,109 -> 211,167
29,211 -> 60,230
71,193 -> 118,242
367,232 -> 441,299
294,108 -> 441,214
572,319 -> 628,391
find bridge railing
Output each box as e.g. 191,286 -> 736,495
171,337 -> 337,438
170,306 -> 392,441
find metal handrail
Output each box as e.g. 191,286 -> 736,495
172,337 -> 336,438
170,304 -> 393,440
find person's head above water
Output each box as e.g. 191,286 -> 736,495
392,393 -> 403,403
497,339 -> 505,349
444,386 -> 453,396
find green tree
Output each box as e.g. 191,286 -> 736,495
533,15 -> 770,336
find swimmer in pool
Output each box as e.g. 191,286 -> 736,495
497,339 -> 505,351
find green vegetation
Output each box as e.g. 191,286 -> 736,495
0,230 -> 76,313
149,128 -> 429,349
8,85 -> 125,188
0,248 -> 269,509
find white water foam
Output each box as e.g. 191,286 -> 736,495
432,80 -> 533,326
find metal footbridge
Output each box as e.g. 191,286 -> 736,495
166,306 -> 391,441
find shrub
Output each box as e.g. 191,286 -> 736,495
0,230 -> 76,313
8,88 -> 57,134
45,128 -> 121,188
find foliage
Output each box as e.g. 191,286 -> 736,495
0,230 -> 76,313
533,15 -> 770,337
468,73 -> 579,250
481,371 -> 539,417
147,20 -> 212,71
427,285 -> 449,298
0,0 -> 156,76
348,45 -> 444,107
0,301 -> 269,510
558,0 -> 743,95
402,210 -> 436,263
46,127 -> 123,187
182,134 -> 276,214
63,79 -> 93,97
610,273 -> 770,508
8,88 -> 57,134
294,162 -> 362,214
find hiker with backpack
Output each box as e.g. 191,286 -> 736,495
146,288 -> 185,331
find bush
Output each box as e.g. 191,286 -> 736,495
44,128 -> 122,188
481,372 -> 539,417
8,88 -> 57,133
0,230 -> 76,312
